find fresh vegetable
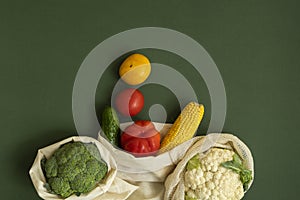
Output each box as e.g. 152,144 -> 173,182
43,142 -> 108,198
121,120 -> 160,155
159,102 -> 204,153
184,148 -> 252,200
119,53 -> 151,85
101,106 -> 120,146
221,153 -> 253,190
115,88 -> 144,117
186,154 -> 201,171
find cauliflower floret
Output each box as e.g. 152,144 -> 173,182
184,148 -> 245,200
185,167 -> 205,190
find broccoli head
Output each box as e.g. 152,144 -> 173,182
43,142 -> 108,198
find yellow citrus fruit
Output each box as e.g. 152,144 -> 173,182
119,53 -> 151,85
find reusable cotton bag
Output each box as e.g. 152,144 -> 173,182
29,136 -> 137,200
98,122 -> 201,200
98,122 -> 200,183
164,133 -> 255,200
97,122 -> 254,200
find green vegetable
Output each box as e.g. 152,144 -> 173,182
185,195 -> 197,200
186,154 -> 201,171
101,106 -> 120,146
43,142 -> 108,198
221,153 -> 253,190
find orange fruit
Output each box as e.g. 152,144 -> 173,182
119,53 -> 151,85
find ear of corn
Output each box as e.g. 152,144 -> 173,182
159,102 -> 204,153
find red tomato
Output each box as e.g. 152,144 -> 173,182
121,120 -> 161,156
115,88 -> 144,117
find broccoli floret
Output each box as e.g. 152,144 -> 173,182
43,142 -> 108,198
84,143 -> 101,161
45,156 -> 58,178
87,159 -> 108,180
48,177 -> 73,198
95,160 -> 108,181
70,172 -> 96,194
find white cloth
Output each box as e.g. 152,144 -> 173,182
98,122 -> 201,200
29,129 -> 254,200
29,136 -> 138,200
164,133 -> 255,200
98,122 -> 199,182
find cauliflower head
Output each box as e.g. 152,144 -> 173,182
43,142 -> 108,198
184,148 -> 250,200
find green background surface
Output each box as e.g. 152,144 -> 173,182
1,0 -> 299,199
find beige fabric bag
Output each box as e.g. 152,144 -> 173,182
29,136 -> 138,200
164,133 -> 255,200
94,177 -> 138,200
98,122 -> 200,200
98,122 -> 200,183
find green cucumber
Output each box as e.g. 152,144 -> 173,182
101,107 -> 120,146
